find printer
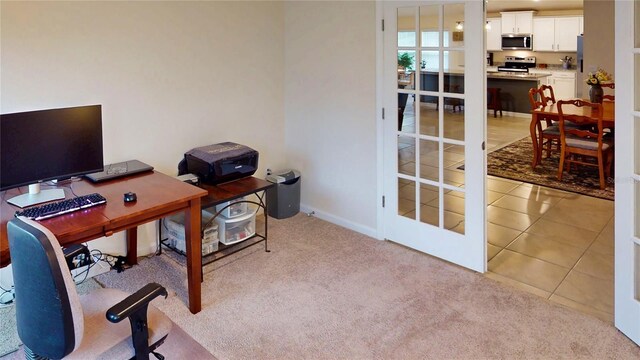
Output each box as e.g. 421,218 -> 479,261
179,142 -> 259,185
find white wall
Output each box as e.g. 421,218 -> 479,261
1,1 -> 285,174
1,1 -> 380,287
284,1 -> 378,236
583,0 -> 615,96
0,1 -> 286,286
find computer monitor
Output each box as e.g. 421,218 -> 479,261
1,105 -> 104,207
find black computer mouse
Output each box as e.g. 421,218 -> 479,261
124,192 -> 137,203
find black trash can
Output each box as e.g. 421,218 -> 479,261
266,169 -> 301,219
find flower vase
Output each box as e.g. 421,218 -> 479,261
589,84 -> 603,103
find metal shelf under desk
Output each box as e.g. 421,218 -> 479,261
158,176 -> 275,273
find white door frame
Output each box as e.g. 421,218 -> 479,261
614,0 -> 640,346
378,0 -> 486,272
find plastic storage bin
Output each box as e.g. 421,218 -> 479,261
162,210 -> 219,255
216,210 -> 256,245
215,197 -> 248,218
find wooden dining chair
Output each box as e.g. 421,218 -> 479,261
528,86 -> 560,161
601,82 -> 615,101
540,84 -> 556,104
557,99 -> 614,190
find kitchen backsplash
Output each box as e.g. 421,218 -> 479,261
490,50 -> 578,69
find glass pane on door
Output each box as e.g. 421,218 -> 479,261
398,135 -> 415,176
444,189 -> 465,234
398,179 -> 416,219
420,5 -> 440,47
419,183 -> 440,226
419,139 -> 439,182
444,3 -> 465,47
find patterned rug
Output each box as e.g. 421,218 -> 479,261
471,137 -> 614,201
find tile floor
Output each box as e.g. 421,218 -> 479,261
398,97 -> 615,323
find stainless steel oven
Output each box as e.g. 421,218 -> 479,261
501,35 -> 533,50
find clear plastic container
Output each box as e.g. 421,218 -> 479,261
215,197 -> 248,218
162,209 -> 219,255
216,210 -> 256,245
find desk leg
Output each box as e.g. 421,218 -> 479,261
185,198 -> 202,314
530,113 -> 540,169
264,191 -> 270,253
126,228 -> 138,265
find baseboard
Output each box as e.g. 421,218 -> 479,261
299,204 -> 380,239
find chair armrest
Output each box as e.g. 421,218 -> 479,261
106,283 -> 168,323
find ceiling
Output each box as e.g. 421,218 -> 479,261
486,0 -> 583,13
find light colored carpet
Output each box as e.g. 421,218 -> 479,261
0,278 -> 214,359
0,278 -> 102,357
94,213 -> 640,359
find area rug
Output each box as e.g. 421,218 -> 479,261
474,137 -> 614,201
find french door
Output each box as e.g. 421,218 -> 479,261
382,1 -> 486,272
614,0 -> 640,346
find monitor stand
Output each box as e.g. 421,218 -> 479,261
7,183 -> 65,208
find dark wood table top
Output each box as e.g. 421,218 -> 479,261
1,171 -> 207,266
199,177 -> 275,209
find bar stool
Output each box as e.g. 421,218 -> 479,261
487,88 -> 503,118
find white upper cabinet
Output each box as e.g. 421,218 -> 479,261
555,17 -> 581,51
533,16 -> 582,52
486,18 -> 502,51
533,18 -> 555,51
501,11 -> 534,34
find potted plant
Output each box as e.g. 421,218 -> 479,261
398,52 -> 414,71
585,68 -> 612,103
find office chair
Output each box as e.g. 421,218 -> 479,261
7,217 -> 172,360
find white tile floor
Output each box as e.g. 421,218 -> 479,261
398,97 -> 615,323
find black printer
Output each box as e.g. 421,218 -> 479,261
179,142 -> 259,185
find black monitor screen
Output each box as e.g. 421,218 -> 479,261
1,105 -> 104,191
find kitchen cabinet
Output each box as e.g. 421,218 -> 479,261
501,11 -> 534,34
486,18 -> 502,51
533,18 -> 555,51
548,71 -> 576,99
533,16 -> 582,52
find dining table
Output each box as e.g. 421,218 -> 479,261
530,99 -> 615,168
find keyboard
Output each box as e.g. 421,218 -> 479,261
15,193 -> 107,221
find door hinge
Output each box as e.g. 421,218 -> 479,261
481,141 -> 485,151
382,196 -> 386,208
382,107 -> 385,119
382,19 -> 385,31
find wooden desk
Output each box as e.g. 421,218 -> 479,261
530,100 -> 615,168
1,171 -> 208,314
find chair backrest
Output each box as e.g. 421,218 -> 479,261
7,218 -> 84,359
603,94 -> 615,101
557,99 -> 605,148
540,84 -> 556,104
601,82 -> 615,89
528,87 -> 547,111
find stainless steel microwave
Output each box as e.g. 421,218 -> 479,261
501,35 -> 533,50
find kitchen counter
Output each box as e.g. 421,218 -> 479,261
487,72 -> 550,80
417,69 -> 549,114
